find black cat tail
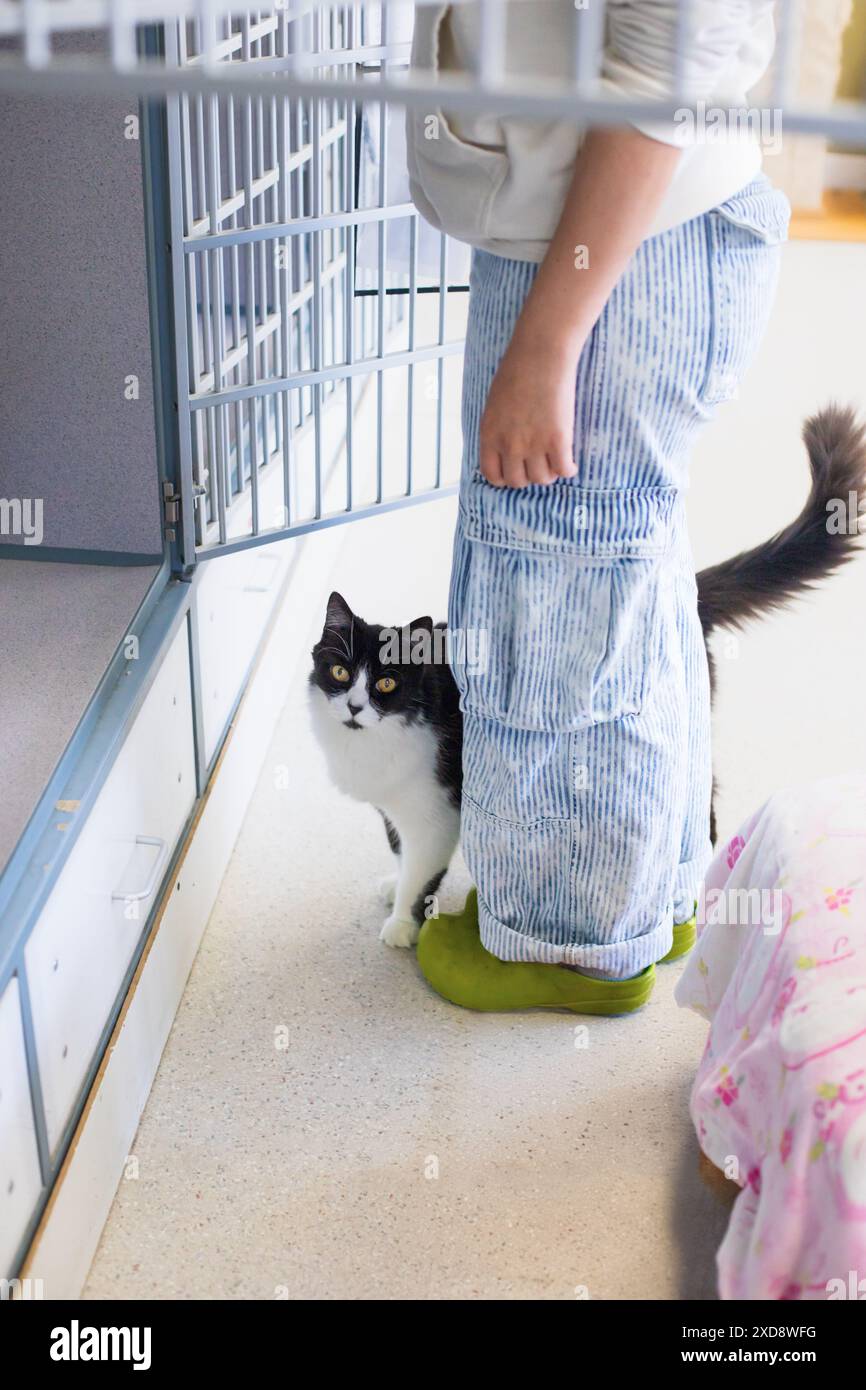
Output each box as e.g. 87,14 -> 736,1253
697,405 -> 866,636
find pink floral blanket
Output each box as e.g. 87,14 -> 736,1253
675,775 -> 866,1300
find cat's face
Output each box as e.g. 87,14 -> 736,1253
309,592 -> 433,731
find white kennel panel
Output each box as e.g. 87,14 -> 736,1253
25,622 -> 195,1153
0,977 -> 43,1277
195,537 -> 290,766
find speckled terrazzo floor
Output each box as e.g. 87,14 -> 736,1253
79,685 -> 723,1300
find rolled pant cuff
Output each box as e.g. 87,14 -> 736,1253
478,899 -> 674,978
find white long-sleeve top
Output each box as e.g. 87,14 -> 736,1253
406,1 -> 778,259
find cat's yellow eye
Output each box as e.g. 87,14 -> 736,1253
376,676 -> 397,694
330,664 -> 350,683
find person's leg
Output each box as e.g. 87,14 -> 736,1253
449,223 -> 713,978
432,180 -> 788,999
453,489 -> 690,980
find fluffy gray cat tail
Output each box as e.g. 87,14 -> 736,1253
697,404 -> 866,636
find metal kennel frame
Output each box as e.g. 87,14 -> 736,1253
3,0 -> 866,576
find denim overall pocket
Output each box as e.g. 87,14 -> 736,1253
452,480 -> 678,733
700,175 -> 790,408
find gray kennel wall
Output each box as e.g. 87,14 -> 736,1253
0,35 -> 163,560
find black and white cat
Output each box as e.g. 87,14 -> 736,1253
309,591 -> 462,947
309,408 -> 865,946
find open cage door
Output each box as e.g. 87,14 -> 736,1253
159,1 -> 469,573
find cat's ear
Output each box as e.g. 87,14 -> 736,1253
325,591 -> 353,631
402,615 -> 434,666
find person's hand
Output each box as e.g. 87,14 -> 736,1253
479,334 -> 581,488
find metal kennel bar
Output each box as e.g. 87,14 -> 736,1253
1,1 -> 865,136
2,1 -> 866,570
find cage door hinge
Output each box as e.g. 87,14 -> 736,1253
163,479 -> 181,540
163,477 -> 207,540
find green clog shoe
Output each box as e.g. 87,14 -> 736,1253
416,890 -> 655,1016
659,909 -> 697,963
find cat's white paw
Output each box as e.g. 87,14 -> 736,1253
380,914 -> 419,949
377,872 -> 398,906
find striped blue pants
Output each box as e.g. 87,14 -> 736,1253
449,174 -> 790,978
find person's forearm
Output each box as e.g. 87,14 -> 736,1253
479,126 -> 683,487
509,127 -> 683,363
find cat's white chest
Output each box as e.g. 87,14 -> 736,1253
309,686 -> 438,808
